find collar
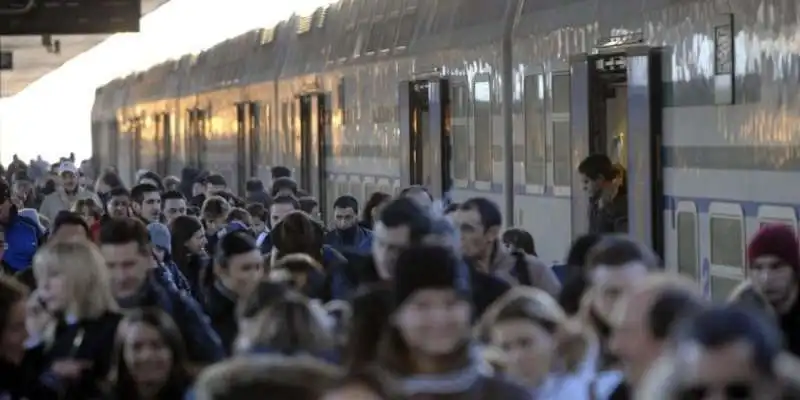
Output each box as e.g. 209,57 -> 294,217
214,280 -> 238,302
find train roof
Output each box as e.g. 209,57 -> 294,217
98,0 -> 527,104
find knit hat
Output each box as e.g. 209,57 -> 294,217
747,224 -> 800,271
393,246 -> 471,308
147,223 -> 172,255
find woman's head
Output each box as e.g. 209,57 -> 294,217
380,246 -> 472,374
33,241 -> 118,318
0,276 -> 29,364
502,228 -> 536,256
170,215 -> 206,257
477,287 -> 587,387
236,286 -> 333,356
362,192 -> 391,227
95,171 -> 125,194
114,308 -> 190,393
72,198 -> 104,225
343,286 -> 393,371
214,231 -> 264,297
269,253 -> 324,292
271,211 -> 324,260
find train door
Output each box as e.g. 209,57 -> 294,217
297,93 -> 329,220
569,47 -> 664,255
133,116 -> 143,176
235,103 -> 251,195
196,109 -> 208,170
398,78 -> 452,199
248,102 -> 261,178
161,113 -> 172,176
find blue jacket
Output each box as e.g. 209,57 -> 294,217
324,226 -> 373,254
131,277 -> 226,363
2,207 -> 44,271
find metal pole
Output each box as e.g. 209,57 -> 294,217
501,0 -> 521,227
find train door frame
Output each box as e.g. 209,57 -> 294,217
398,78 -> 452,200
297,92 -> 330,221
235,102 -> 251,196
570,46 -> 664,256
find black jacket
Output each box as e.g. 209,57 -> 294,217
0,345 -> 60,400
205,281 -> 239,356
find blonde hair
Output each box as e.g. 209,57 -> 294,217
33,241 -> 118,319
476,286 -> 591,372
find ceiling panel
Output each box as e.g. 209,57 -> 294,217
0,0 -> 170,97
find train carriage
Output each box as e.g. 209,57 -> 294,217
92,0 -> 800,300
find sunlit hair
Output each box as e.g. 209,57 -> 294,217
72,197 -> 104,219
728,279 -> 774,316
33,241 -> 118,319
236,288 -> 333,355
476,286 -> 591,373
268,253 -> 324,289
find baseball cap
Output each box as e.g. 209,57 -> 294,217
58,161 -> 78,175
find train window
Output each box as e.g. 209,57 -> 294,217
676,211 -> 699,280
710,275 -> 741,302
473,76 -> 493,181
379,16 -> 400,51
710,216 -> 744,269
552,73 -> 570,114
551,73 -> 571,187
395,9 -> 417,49
524,74 -> 546,186
350,182 -> 363,202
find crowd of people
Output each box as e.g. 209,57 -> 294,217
0,153 -> 798,399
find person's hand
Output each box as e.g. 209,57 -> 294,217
51,359 -> 92,380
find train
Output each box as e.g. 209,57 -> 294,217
91,0 -> 800,300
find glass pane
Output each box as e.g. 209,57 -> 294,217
677,212 -> 699,280
452,124 -> 469,180
553,120 -> 571,186
710,217 -> 743,268
396,12 -> 416,48
711,275 -> 741,302
552,73 -> 571,114
473,78 -> 493,181
524,75 -> 546,185
379,17 -> 400,50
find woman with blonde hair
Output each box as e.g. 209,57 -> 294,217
33,240 -> 123,399
476,286 -> 602,399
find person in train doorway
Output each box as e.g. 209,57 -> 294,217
38,160 -> 98,223
325,195 -> 373,254
578,154 -> 628,234
747,224 -> 800,357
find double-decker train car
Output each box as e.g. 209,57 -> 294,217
92,0 -> 800,299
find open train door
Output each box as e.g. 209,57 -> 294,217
569,44 -> 664,256
235,103 -> 251,196
298,93 -> 329,220
626,47 -> 663,256
398,79 -> 451,200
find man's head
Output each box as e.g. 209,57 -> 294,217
131,183 -> 161,223
453,198 -> 502,259
270,166 -> 291,180
193,172 -> 209,197
271,177 -> 298,198
58,161 -> 79,192
214,231 -> 263,297
578,154 -> 615,197
246,203 -> 268,233
245,178 -> 265,197
667,306 -> 784,400
99,218 -> 153,299
163,176 -> 180,192
201,196 -> 232,235
372,197 -> 432,280
108,187 -> 131,218
747,224 -> 799,311
11,172 -> 32,201
206,174 -> 227,195
400,185 -> 433,210
269,195 -> 299,229
138,171 -> 164,192
162,190 -> 187,225
50,211 -> 91,242
332,195 -> 358,230
585,235 -> 659,324
610,274 -> 707,385
298,196 -> 319,219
